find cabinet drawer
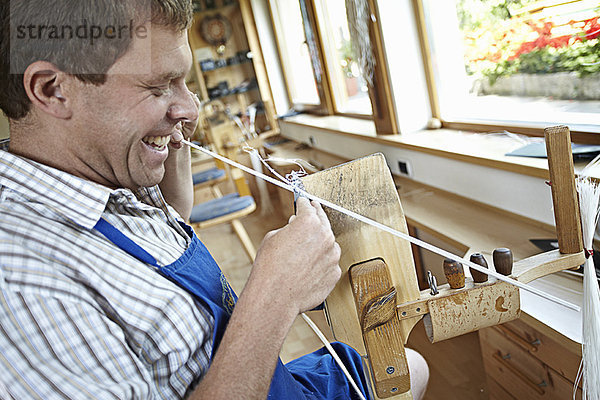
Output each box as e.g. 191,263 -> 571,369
480,326 -> 582,399
487,376 -> 515,400
499,318 -> 581,383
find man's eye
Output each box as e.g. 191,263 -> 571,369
150,87 -> 170,96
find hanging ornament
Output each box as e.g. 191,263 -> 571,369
199,13 -> 232,55
345,0 -> 376,86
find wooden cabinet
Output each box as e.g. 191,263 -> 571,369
188,0 -> 278,138
479,316 -> 582,399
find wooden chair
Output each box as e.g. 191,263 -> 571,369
192,158 -> 227,198
189,101 -> 257,261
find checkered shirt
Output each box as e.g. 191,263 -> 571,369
0,140 -> 214,399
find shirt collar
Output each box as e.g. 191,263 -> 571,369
0,140 -> 113,229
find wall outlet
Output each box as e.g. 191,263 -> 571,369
397,159 -> 413,177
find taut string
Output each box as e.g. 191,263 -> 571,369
183,140 -> 580,312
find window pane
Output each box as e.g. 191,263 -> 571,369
270,0 -> 320,105
425,0 -> 600,132
314,0 -> 373,115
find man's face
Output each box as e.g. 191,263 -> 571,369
67,24 -> 196,190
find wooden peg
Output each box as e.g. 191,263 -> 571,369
469,253 -> 489,283
443,259 -> 465,289
493,248 -> 513,276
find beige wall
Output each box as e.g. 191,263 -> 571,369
0,114 -> 9,140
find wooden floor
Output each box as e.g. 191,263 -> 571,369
196,183 -> 490,399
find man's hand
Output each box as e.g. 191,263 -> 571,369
191,197 -> 341,400
249,197 -> 342,314
160,90 -> 201,220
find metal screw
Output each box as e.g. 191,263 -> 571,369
391,388 -> 398,393
427,271 -> 438,295
386,366 -> 395,374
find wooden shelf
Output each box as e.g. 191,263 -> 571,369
201,57 -> 252,72
208,84 -> 258,101
188,0 -> 278,136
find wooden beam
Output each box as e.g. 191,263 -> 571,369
544,125 -> 583,254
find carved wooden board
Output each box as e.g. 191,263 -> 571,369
302,153 -> 421,399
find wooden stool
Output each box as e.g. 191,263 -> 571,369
189,193 -> 257,261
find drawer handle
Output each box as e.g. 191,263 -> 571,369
495,324 -> 540,352
492,352 -> 546,395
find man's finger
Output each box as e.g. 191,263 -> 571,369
171,129 -> 183,144
294,197 -> 315,217
312,200 -> 331,229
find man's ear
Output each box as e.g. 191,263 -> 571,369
23,61 -> 73,119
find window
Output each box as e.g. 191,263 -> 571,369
269,0 -> 397,129
423,0 -> 600,136
269,0 -> 600,140
313,0 -> 372,115
269,0 -> 320,106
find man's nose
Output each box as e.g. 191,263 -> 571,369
168,87 -> 197,123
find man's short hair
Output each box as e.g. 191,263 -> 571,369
0,0 -> 193,120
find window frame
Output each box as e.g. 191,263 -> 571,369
413,0 -> 600,144
270,0 -> 600,142
268,0 -> 399,133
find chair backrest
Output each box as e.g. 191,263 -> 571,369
200,101 -> 251,197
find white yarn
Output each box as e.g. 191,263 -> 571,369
575,155 -> 600,400
249,151 -> 274,215
183,139 -> 580,312
301,313 -> 367,400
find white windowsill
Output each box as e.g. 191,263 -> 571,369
281,114 -> 600,180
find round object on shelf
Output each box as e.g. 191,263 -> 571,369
199,13 -> 232,47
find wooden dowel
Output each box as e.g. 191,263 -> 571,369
443,259 -> 465,289
544,126 -> 583,254
493,248 -> 513,276
469,253 -> 489,283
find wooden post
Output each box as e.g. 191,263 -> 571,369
544,126 -> 583,254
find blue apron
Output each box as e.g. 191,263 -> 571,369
94,218 -> 370,399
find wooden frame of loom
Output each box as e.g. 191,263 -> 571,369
301,126 -> 585,399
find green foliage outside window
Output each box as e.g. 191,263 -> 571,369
457,0 -> 600,84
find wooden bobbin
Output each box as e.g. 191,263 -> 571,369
493,248 -> 513,276
443,259 -> 465,289
469,253 -> 489,283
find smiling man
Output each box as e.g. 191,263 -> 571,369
0,1 -> 432,399
0,1 -> 375,399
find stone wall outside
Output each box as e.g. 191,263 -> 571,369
471,72 -> 600,100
